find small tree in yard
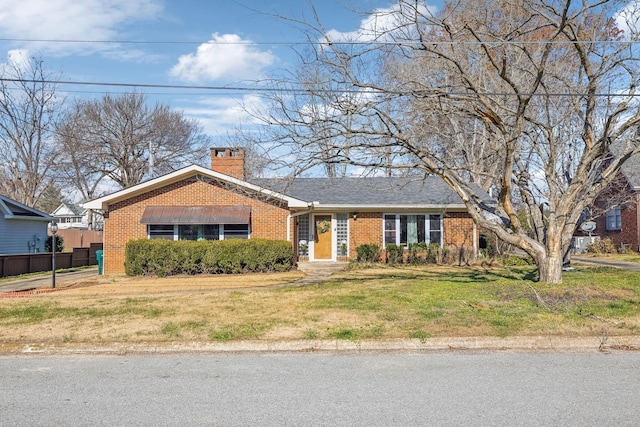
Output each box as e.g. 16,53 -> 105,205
45,235 -> 64,253
253,0 -> 640,283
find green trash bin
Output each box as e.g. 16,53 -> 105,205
96,250 -> 104,275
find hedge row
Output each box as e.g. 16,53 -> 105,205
125,238 -> 294,277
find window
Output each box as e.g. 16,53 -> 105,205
223,224 -> 249,239
178,224 -> 219,241
384,214 -> 442,247
606,206 -> 622,230
297,214 -> 310,255
149,225 -> 175,240
148,224 -> 245,240
336,214 -> 349,256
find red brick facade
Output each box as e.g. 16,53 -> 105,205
349,212 -> 383,257
98,148 -> 478,273
103,178 -> 290,274
210,147 -> 245,179
346,211 -> 475,259
443,212 -> 477,248
593,193 -> 640,251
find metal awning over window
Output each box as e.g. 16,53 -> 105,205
140,206 -> 251,225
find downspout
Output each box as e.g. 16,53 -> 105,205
473,221 -> 478,255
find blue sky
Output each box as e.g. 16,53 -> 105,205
0,0 -> 429,139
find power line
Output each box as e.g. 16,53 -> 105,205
0,37 -> 638,46
1,77 -> 638,98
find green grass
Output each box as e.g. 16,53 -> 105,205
303,264 -> 640,338
208,323 -> 268,341
0,299 -> 170,325
578,253 -> 640,263
2,263 -> 640,344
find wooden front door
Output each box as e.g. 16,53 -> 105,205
314,215 -> 332,260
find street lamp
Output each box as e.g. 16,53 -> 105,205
50,219 -> 58,289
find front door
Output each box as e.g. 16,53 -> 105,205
314,215 -> 332,260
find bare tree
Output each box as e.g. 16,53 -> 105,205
57,92 -> 210,191
0,55 -> 62,208
253,0 -> 640,283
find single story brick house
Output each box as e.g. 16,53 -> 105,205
83,148 -> 483,275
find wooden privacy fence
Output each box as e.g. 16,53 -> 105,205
51,229 -> 103,249
0,243 -> 103,277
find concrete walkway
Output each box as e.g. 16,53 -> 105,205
0,267 -> 99,294
572,256 -> 640,271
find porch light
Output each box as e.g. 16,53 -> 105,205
352,213 -> 357,221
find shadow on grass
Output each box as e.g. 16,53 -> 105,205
299,265 -> 542,292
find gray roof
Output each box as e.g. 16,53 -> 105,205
621,154 -> 640,188
0,194 -> 52,219
253,176 -> 484,207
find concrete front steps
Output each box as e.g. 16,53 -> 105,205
295,262 -> 349,285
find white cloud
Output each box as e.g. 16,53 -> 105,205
169,33 -> 276,83
324,2 -> 435,43
5,49 -> 30,70
181,94 -> 268,135
615,1 -> 640,39
0,0 -> 163,56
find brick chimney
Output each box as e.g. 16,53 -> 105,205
210,147 -> 245,179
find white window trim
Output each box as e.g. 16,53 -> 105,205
606,206 -> 622,231
148,224 -> 251,240
383,213 -> 443,248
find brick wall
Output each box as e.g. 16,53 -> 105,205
594,193 -> 640,251
348,211 -> 476,259
349,212 -> 383,259
443,212 -> 476,248
210,147 -> 245,179
103,178 -> 290,274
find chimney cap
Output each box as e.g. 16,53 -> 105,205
211,147 -> 245,156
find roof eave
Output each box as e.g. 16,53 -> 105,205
294,203 -> 468,211
82,165 -> 308,210
5,214 -> 54,222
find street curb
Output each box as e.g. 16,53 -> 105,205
4,336 -> 640,356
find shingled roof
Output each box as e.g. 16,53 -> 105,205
253,176 -> 485,207
621,154 -> 640,189
83,164 -> 489,211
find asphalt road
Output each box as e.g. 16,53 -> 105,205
1,352 -> 639,426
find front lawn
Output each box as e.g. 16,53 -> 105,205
0,264 -> 639,347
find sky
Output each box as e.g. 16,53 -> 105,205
0,0 -> 433,142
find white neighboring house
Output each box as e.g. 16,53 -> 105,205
51,203 -> 103,230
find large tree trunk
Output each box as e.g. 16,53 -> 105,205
531,226 -> 566,284
535,252 -> 564,284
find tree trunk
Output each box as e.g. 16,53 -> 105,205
536,253 -> 563,284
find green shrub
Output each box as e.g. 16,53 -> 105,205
586,238 -> 618,254
356,243 -> 381,263
385,243 -> 455,265
45,235 -> 64,253
385,243 -> 403,265
125,238 -> 294,277
407,242 -> 428,264
500,254 -> 535,266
